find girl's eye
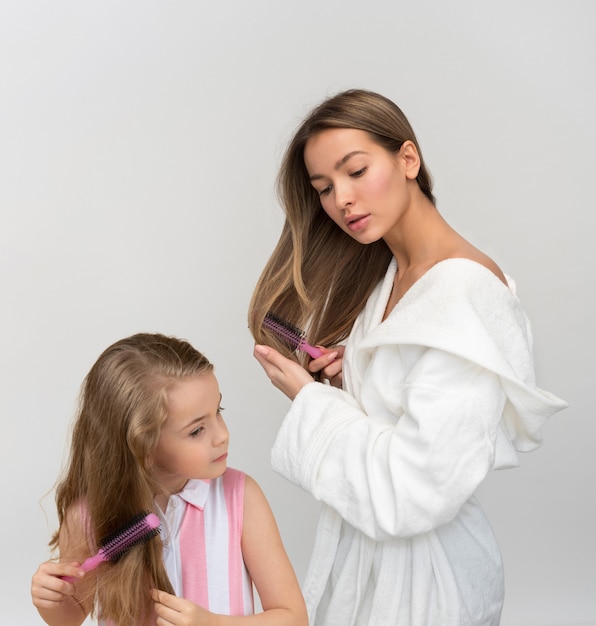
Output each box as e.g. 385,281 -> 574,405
190,426 -> 205,438
218,406 -> 225,414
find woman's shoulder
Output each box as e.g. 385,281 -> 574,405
371,257 -> 529,357
405,256 -> 515,306
450,246 -> 507,285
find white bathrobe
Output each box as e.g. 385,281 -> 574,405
271,258 -> 567,626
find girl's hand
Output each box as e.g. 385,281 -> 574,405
31,560 -> 84,610
152,589 -> 213,626
253,345 -> 318,400
308,345 -> 344,388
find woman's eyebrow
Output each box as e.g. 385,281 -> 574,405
309,150 -> 368,181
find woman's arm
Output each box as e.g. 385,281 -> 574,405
253,344 -> 316,400
262,344 -> 507,540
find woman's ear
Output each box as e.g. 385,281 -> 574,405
398,140 -> 421,180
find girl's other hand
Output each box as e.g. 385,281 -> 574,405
308,345 -> 344,388
253,345 -> 316,400
152,589 -> 213,626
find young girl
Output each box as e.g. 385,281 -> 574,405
31,333 -> 307,626
248,89 -> 567,625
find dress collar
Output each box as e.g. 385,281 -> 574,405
174,478 -> 211,510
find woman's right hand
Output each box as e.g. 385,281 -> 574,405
308,345 -> 345,388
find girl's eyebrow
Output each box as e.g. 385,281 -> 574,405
180,393 -> 223,432
180,415 -> 206,433
309,150 -> 368,181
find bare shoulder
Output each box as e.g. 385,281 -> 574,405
241,474 -> 283,546
465,250 -> 507,285
449,240 -> 507,286
242,473 -> 274,517
243,472 -> 265,498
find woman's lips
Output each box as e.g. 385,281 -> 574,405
346,214 -> 370,232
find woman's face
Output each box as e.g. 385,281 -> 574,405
303,128 -> 419,245
151,372 -> 229,494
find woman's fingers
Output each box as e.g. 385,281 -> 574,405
253,345 -> 314,400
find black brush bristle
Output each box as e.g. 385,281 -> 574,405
262,311 -> 306,351
99,511 -> 161,563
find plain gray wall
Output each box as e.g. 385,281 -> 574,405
1,1 -> 594,625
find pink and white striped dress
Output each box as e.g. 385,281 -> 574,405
158,468 -> 254,615
99,468 -> 254,625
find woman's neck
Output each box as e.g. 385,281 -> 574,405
385,199 -> 457,275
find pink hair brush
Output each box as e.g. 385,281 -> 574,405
262,311 -> 324,359
61,511 -> 161,582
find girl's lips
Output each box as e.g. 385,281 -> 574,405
346,214 -> 370,232
213,452 -> 228,463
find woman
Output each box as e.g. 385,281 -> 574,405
248,89 -> 567,625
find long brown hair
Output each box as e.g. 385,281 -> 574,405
51,333 -> 213,625
248,89 -> 434,359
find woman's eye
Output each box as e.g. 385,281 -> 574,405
350,167 -> 366,177
317,185 -> 332,196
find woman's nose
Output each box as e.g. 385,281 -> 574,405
334,181 -> 354,210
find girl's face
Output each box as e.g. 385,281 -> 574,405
151,372 -> 229,494
303,128 -> 419,245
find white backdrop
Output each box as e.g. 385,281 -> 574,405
1,2 -> 594,625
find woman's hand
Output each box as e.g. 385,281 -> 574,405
308,345 -> 344,388
253,345 -> 321,400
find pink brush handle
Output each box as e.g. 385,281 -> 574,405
60,512 -> 161,583
301,342 -> 324,359
61,551 -> 107,583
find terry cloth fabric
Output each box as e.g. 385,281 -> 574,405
271,258 -> 567,626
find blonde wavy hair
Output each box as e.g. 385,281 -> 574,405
51,333 -> 213,625
248,89 -> 434,360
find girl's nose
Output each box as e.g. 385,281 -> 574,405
214,419 -> 229,445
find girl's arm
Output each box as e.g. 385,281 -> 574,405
31,507 -> 95,626
151,475 -> 308,626
239,474 -> 307,625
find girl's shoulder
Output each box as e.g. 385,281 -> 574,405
222,467 -> 247,491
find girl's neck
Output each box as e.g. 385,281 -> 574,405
154,480 -> 189,513
154,493 -> 170,513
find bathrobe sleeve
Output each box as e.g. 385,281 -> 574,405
270,259 -> 567,540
